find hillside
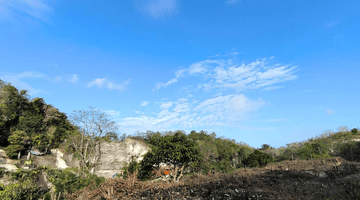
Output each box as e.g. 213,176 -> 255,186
1,80 -> 360,199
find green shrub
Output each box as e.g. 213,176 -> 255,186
243,150 -> 274,167
46,168 -> 105,195
122,156 -> 140,179
0,180 -> 45,200
0,167 -> 5,177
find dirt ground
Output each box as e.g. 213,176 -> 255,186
68,157 -> 360,200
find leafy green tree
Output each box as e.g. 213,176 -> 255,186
261,144 -> 271,150
0,80 -> 29,146
5,130 -> 30,158
0,80 -> 74,154
351,128 -> 358,134
139,132 -> 201,181
243,150 -> 274,167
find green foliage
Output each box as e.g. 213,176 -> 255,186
336,141 -> 360,162
46,168 -> 105,195
139,132 -> 201,180
0,167 -> 5,178
351,128 -> 358,134
122,156 -> 141,179
243,150 -> 274,167
0,180 -> 45,200
188,130 -> 253,173
0,80 -> 74,155
5,130 -> 30,158
295,142 -> 330,160
261,144 -> 272,150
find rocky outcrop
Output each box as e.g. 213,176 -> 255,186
0,138 -> 151,178
50,149 -> 69,169
94,138 -> 150,178
0,149 -> 18,172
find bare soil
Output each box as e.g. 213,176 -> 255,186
67,157 -> 360,200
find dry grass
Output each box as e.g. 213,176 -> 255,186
66,157 -> 360,199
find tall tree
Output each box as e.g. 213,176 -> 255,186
139,132 -> 201,182
68,107 -> 118,175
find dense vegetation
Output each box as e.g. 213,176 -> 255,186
1,79 -> 360,199
0,80 -> 74,158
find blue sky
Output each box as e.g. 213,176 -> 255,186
1,0 -> 359,148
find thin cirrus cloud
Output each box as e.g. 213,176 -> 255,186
325,109 -> 335,115
0,71 -> 79,95
225,0 -> 241,5
0,0 -> 53,23
67,74 -> 79,83
155,57 -> 297,92
323,20 -> 340,29
87,78 -> 131,91
0,71 -> 46,95
117,94 -> 265,134
140,101 -> 149,107
134,0 -> 178,18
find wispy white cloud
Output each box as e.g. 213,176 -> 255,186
0,71 -> 82,95
0,0 -> 53,23
105,110 -> 121,118
87,78 -> 131,91
68,74 -> 79,83
88,78 -> 106,88
265,118 -> 287,122
157,57 -> 297,92
134,0 -> 178,18
323,19 -> 340,29
153,78 -> 178,91
117,94 -> 265,134
325,109 -> 335,115
225,0 -> 241,5
0,71 -> 46,95
140,101 -> 149,107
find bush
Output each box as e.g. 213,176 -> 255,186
122,156 -> 140,179
0,180 -> 46,200
243,150 -> 274,167
351,128 -> 358,134
46,168 -> 105,195
337,142 -> 360,162
0,167 -> 5,178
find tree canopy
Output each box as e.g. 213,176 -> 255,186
0,80 -> 74,158
139,131 -> 201,181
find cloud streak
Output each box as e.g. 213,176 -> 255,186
117,94 -> 265,134
156,57 -> 297,92
0,71 -> 81,95
134,0 -> 178,18
87,78 -> 131,91
0,0 -> 53,23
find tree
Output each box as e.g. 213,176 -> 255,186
261,144 -> 271,150
337,126 -> 348,132
5,130 -> 30,158
243,150 -> 274,167
139,132 -> 201,182
351,128 -> 358,134
68,107 -> 118,176
0,80 -> 29,146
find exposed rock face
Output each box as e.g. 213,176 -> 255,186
94,138 -> 150,178
0,139 -> 150,178
0,149 -> 18,172
50,149 -> 69,169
